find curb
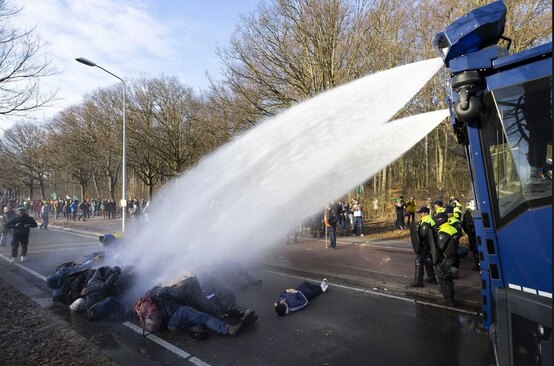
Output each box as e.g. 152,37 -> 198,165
48,225 -> 104,238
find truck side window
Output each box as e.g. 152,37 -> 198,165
482,76 -> 552,223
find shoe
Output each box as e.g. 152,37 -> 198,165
9,257 -> 16,263
240,309 -> 257,324
227,323 -> 243,336
189,325 -> 210,340
20,256 -> 26,262
321,278 -> 329,293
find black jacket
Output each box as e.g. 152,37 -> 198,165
6,214 -> 38,235
82,266 -> 120,310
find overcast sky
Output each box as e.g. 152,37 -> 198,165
4,0 -> 261,124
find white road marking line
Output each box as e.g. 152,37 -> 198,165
123,321 -> 200,362
189,356 -> 212,366
0,251 -> 210,366
262,269 -> 479,315
0,254 -> 47,281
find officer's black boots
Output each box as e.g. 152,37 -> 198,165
424,258 -> 437,284
439,280 -> 456,307
409,260 -> 424,287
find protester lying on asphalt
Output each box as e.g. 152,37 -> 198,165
152,274 -> 256,321
136,283 -> 257,339
274,279 -> 328,316
80,266 -> 128,321
46,253 -> 106,304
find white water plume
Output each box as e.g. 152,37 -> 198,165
125,57 -> 448,288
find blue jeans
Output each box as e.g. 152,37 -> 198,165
296,282 -> 322,301
168,306 -> 229,335
89,297 -> 125,321
353,217 -> 363,235
327,226 -> 336,248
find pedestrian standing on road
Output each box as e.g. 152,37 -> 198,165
351,199 -> 364,236
338,201 -> 350,236
70,200 -> 78,221
39,201 -> 51,229
409,207 -> 437,287
274,279 -> 329,316
1,206 -> 16,246
432,199 -> 445,220
5,207 -> 38,263
462,200 -> 480,271
405,196 -> 416,225
394,196 -> 406,230
433,212 -> 458,307
324,202 -> 338,249
77,200 -> 87,221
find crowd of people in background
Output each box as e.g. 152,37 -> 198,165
0,196 -> 151,229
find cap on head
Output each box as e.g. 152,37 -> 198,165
445,205 -> 454,214
417,207 -> 430,214
16,207 -> 26,213
434,199 -> 444,206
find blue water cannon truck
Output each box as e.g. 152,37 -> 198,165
434,1 -> 552,365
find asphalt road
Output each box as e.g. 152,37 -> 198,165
0,229 -> 495,366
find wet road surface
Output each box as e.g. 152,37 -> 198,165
0,229 -> 495,365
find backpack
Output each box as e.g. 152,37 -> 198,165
134,295 -> 163,335
327,207 -> 339,225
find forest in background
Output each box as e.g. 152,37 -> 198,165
0,0 -> 551,220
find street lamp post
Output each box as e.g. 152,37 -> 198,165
76,57 -> 127,233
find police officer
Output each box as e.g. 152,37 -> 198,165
462,200 -> 480,271
433,211 -> 457,306
409,207 -> 437,287
445,205 -> 463,278
432,199 -> 446,219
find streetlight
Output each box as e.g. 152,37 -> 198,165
76,57 -> 127,233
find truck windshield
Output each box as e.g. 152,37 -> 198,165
481,76 -> 552,222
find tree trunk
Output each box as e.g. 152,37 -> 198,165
92,174 -> 101,199
39,178 -> 45,199
424,135 -> 429,188
80,183 -> 86,202
29,178 -> 34,200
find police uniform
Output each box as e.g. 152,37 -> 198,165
446,206 -> 463,273
409,207 -> 437,287
462,202 -> 479,271
433,212 -> 457,306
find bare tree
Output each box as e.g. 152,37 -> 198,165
0,121 -> 50,198
0,0 -> 56,116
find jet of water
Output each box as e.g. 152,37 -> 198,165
124,57 -> 448,288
